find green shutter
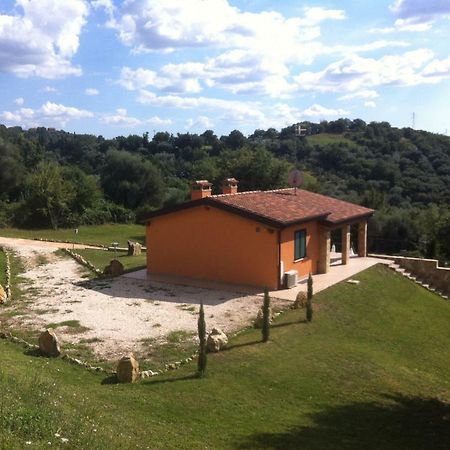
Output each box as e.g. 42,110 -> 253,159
294,229 -> 307,260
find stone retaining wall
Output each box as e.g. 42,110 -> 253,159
370,254 -> 450,296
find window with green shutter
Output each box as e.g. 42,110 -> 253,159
294,229 -> 307,260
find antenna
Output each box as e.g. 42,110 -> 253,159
294,123 -> 307,137
412,112 -> 416,129
288,169 -> 303,195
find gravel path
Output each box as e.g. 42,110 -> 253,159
0,237 -> 290,360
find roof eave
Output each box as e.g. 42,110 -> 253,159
321,210 -> 375,227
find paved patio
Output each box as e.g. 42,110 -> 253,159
124,255 -> 393,301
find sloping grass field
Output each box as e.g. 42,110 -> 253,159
0,249 -> 6,287
0,224 -> 145,247
1,265 -> 449,449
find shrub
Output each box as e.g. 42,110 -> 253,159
306,273 -> 313,322
197,301 -> 207,376
262,287 -> 271,343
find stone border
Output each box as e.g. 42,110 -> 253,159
33,237 -> 108,248
0,246 -> 12,303
63,248 -> 104,277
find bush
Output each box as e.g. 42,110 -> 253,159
262,287 -> 271,343
306,273 -> 313,322
197,301 -> 207,377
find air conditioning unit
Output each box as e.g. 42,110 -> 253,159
284,270 -> 298,289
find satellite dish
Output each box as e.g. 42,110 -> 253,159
288,169 -> 303,188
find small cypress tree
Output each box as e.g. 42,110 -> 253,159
262,287 -> 271,342
306,273 -> 313,322
197,301 -> 207,376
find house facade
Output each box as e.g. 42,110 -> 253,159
144,179 -> 374,290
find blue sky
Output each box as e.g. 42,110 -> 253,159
1,0 -> 450,137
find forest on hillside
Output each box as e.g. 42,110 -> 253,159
0,118 -> 449,263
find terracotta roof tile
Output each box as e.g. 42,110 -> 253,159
210,188 -> 373,225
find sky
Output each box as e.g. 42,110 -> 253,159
0,0 -> 450,138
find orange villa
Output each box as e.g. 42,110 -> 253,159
144,179 -> 374,290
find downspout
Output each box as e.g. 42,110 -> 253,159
277,229 -> 282,290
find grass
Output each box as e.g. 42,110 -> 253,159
0,223 -> 145,247
0,249 -> 6,287
1,264 -> 450,449
75,248 -> 147,273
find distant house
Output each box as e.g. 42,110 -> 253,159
144,179 -> 374,290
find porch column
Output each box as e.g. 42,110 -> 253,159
358,220 -> 368,257
317,226 -> 331,274
341,224 -> 350,265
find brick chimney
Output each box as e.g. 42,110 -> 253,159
222,178 -> 239,195
191,180 -> 212,201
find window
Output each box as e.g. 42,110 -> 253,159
294,229 -> 307,260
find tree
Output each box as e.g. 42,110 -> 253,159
262,287 -> 271,342
306,273 -> 313,322
24,162 -> 75,229
101,150 -> 165,209
197,301 -> 207,377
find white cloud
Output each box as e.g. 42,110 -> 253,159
0,0 -> 88,78
185,115 -> 214,130
109,2 -> 350,97
43,86 -> 58,92
294,49 -> 449,94
85,88 -> 100,96
0,101 -> 93,127
301,104 -> 349,118
374,0 -> 450,33
14,97 -> 25,106
339,90 -> 379,101
364,101 -> 377,108
101,108 -> 172,127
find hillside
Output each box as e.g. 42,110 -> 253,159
0,119 -> 449,262
1,265 -> 449,449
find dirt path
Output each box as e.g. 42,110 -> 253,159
0,237 -> 290,360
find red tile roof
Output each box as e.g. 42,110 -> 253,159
144,188 -> 374,227
209,188 -> 373,226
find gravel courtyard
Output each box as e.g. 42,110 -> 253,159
0,237 -> 290,360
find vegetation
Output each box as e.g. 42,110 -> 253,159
74,249 -> 146,273
0,265 -> 449,448
0,224 -> 145,247
262,287 -> 271,342
307,273 -> 313,322
0,119 -> 449,262
197,301 -> 207,377
0,249 -> 6,287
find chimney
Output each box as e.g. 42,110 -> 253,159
222,178 -> 239,195
191,180 -> 212,201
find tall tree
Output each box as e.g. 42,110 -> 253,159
24,162 -> 75,230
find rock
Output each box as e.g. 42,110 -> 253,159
38,329 -> 61,357
103,259 -> 124,276
116,353 -> 140,383
254,307 -> 272,329
127,241 -> 142,256
293,291 -> 308,309
207,328 -> 228,352
0,284 -> 6,304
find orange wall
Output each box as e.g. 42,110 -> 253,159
280,221 -> 319,279
146,206 -> 279,289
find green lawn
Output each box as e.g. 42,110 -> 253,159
75,248 -> 147,273
0,224 -> 145,247
1,265 -> 449,449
